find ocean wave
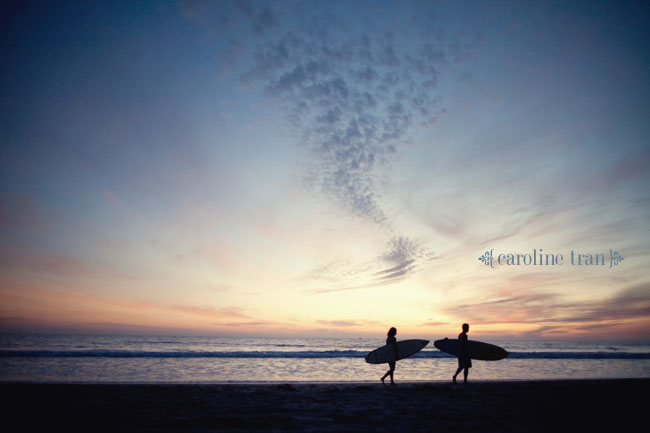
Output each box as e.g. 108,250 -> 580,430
1,350 -> 649,360
0,350 -> 361,359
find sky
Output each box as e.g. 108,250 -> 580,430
1,0 -> 649,340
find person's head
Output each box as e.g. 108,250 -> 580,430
462,323 -> 469,333
388,327 -> 397,337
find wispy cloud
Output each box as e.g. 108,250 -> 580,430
316,319 -> 381,328
183,1 -> 472,288
374,235 -> 432,281
170,305 -> 250,320
0,283 -> 253,325
421,321 -> 451,327
305,235 -> 436,293
213,321 -> 278,327
235,6 -> 465,225
558,283 -> 650,324
442,282 -> 650,337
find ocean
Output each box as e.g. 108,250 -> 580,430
1,334 -> 649,383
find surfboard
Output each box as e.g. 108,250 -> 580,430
365,339 -> 429,364
434,338 -> 508,361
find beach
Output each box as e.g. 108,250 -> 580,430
4,379 -> 647,432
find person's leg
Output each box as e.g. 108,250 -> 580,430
381,362 -> 394,384
453,367 -> 463,383
463,367 -> 468,383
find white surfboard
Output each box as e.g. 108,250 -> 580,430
365,339 -> 429,364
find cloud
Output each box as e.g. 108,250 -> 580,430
183,1 -> 473,287
317,320 -> 361,327
213,320 -> 278,327
316,319 -> 381,328
308,280 -> 394,295
184,2 -> 471,222
170,305 -> 249,320
420,321 -> 451,327
442,291 -> 563,325
374,236 -> 426,281
442,282 -> 650,336
305,235 -> 436,293
560,283 -> 650,324
245,28 -> 452,225
0,283 -> 256,330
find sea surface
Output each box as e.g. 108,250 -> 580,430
1,334 -> 649,383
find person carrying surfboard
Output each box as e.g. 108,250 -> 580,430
453,323 -> 471,384
381,327 -> 398,386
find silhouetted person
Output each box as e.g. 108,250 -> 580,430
381,327 -> 398,386
453,323 -> 471,384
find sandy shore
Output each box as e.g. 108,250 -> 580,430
3,379 -> 647,432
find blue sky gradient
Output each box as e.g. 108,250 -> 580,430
1,0 -> 649,339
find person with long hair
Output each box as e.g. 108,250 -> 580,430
381,327 -> 398,385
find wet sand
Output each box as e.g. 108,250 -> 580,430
3,379 -> 647,432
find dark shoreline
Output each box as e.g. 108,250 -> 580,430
4,379 -> 647,432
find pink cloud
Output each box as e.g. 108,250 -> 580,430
0,282 -> 255,332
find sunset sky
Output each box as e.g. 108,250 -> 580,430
1,0 -> 649,340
